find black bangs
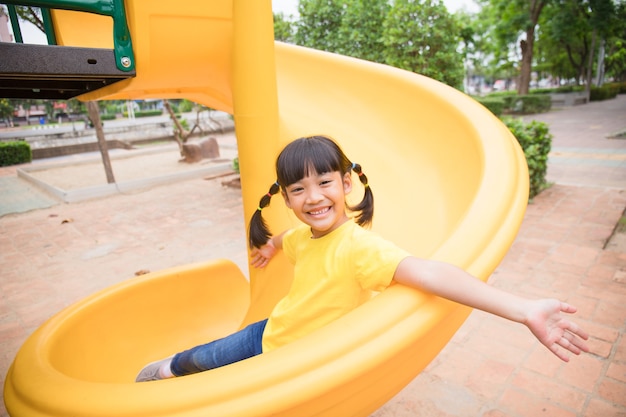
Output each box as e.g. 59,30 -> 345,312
276,136 -> 349,186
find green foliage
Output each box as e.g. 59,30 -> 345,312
232,157 -> 240,173
502,95 -> 552,114
589,84 -> 620,101
295,0 -> 346,51
178,118 -> 190,131
291,0 -> 464,90
481,92 -> 551,114
178,99 -> 195,113
274,12 -> 295,42
335,0 -> 389,62
122,110 -> 163,118
606,81 -> 626,94
382,0 -> 464,89
0,98 -> 14,121
0,141 -> 32,167
502,117 -> 552,199
475,97 -> 505,117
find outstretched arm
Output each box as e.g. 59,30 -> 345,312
393,257 -> 590,362
250,231 -> 286,268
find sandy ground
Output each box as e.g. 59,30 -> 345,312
24,133 -> 238,191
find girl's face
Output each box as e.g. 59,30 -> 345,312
282,169 -> 352,239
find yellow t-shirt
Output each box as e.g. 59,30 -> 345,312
261,220 -> 410,352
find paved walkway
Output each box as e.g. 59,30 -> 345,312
1,96 -> 625,417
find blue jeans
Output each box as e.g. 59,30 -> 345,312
170,319 -> 267,376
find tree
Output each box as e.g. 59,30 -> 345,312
273,12 -> 295,43
295,0 -> 346,51
86,101 -> 115,184
8,5 -> 44,32
585,0 -> 617,89
535,0 -> 620,88
538,0 -> 593,85
477,0 -> 551,94
604,2 -> 626,81
0,98 -> 14,127
335,0 -> 389,63
382,0 -> 464,89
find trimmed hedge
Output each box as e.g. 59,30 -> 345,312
122,110 -> 163,118
0,141 -> 32,167
502,95 -> 552,114
609,81 -> 626,94
476,97 -> 505,117
590,84 -> 620,101
502,117 -> 552,199
476,93 -> 551,115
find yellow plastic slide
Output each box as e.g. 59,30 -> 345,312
4,1 -> 529,416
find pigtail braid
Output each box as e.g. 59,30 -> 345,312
350,163 -> 374,227
248,181 -> 281,248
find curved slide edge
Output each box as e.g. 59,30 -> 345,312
4,2 -> 529,416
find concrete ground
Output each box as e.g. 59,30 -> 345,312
1,96 -> 625,416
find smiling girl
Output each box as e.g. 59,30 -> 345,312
136,135 -> 589,382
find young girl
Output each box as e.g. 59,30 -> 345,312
136,135 -> 589,382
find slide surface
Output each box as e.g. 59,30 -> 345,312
4,1 -> 529,416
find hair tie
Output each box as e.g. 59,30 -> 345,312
266,193 -> 272,198
274,181 -> 280,187
351,163 -> 357,170
257,206 -> 263,211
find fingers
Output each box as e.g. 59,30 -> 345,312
250,253 -> 269,269
549,325 -> 591,362
550,342 -> 571,362
559,301 -> 578,314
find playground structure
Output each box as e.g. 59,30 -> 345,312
3,1 -> 529,416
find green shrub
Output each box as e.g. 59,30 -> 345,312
609,81 -> 626,94
502,117 -> 552,199
590,85 -> 619,101
484,90 -> 518,99
502,95 -> 552,114
122,110 -> 163,118
100,114 -> 117,121
178,99 -> 195,113
528,88 -> 554,95
475,97 -> 505,117
0,141 -> 32,166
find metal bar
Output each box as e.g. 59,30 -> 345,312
6,4 -> 23,43
41,7 -> 57,44
2,0 -> 134,72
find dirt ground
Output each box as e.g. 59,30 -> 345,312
24,134 -> 238,191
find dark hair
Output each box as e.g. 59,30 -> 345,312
248,135 -> 373,248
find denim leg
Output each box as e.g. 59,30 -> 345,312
170,319 -> 267,376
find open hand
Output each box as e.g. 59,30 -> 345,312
525,299 -> 590,362
250,239 -> 277,268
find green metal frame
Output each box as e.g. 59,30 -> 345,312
6,4 -> 23,43
2,0 -> 134,72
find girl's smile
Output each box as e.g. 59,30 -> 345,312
283,170 -> 352,239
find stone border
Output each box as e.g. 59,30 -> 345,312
17,149 -> 235,203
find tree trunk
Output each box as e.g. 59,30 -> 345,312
517,0 -> 548,96
518,34 -> 534,95
86,101 -> 115,184
163,100 -> 186,155
585,29 -> 596,96
595,37 -> 605,86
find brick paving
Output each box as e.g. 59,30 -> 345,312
1,96 -> 626,416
